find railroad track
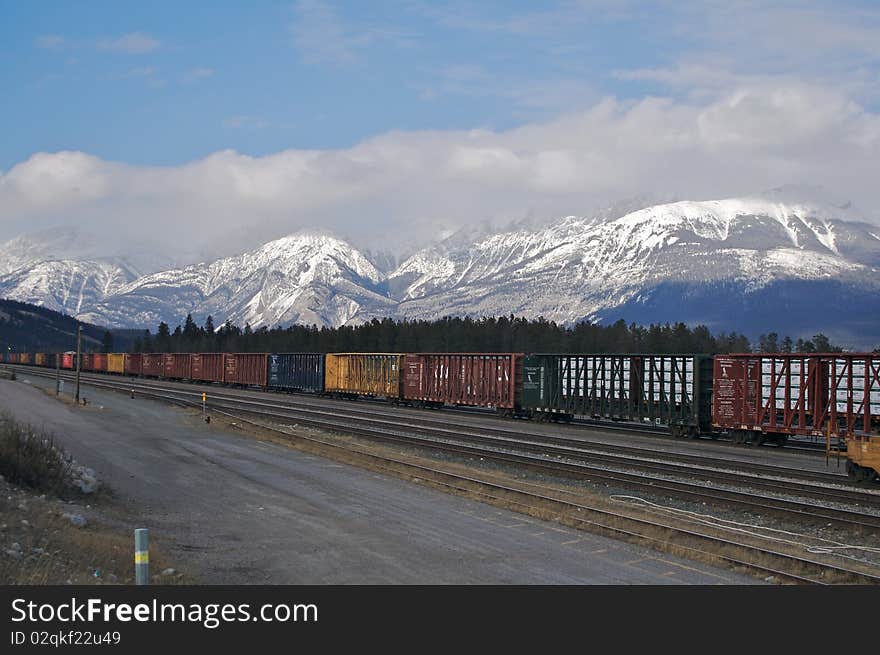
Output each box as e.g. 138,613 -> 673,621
21,366 -> 844,481
38,370 -> 880,584
14,366 -> 880,533
10,365 -> 880,584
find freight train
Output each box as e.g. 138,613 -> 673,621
3,350 -> 878,481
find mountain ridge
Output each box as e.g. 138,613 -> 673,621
1,192 -> 878,347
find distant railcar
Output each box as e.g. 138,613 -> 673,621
107,353 -> 126,374
61,353 -> 75,370
163,353 -> 192,380
142,354 -> 163,377
191,353 -> 224,383
403,353 -> 522,413
92,353 -> 107,372
324,353 -> 404,399
124,353 -> 143,376
223,353 -> 268,387
267,353 -> 324,393
521,353 -> 714,435
34,353 -> 48,367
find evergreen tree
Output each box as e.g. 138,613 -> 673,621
101,330 -> 114,353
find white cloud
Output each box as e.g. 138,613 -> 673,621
98,32 -> 160,54
1,84 -> 878,261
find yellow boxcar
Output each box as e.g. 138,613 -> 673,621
324,353 -> 405,399
34,353 -> 48,366
107,353 -> 126,374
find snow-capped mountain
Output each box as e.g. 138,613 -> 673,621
382,191 -> 880,345
0,260 -> 136,316
77,232 -> 395,329
1,191 -> 879,346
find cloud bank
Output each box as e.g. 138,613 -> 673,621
1,82 -> 878,263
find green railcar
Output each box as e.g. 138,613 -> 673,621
521,353 -> 715,437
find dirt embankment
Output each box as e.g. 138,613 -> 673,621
0,411 -> 187,585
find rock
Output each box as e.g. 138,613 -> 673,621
108,573 -> 118,583
62,512 -> 87,528
4,548 -> 21,559
21,519 -> 30,527
17,502 -> 26,510
10,542 -> 21,551
161,568 -> 176,576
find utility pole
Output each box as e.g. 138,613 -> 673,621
75,326 -> 82,404
55,351 -> 61,395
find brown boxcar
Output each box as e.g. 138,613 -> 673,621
79,353 -> 94,371
324,353 -> 404,399
19,353 -> 32,365
163,353 -> 192,379
142,354 -> 163,377
191,353 -> 224,383
403,353 -> 522,411
713,353 -> 880,446
92,353 -> 107,372
34,353 -> 48,367
61,353 -> 75,370
223,353 -> 268,387
124,353 -> 143,376
107,353 -> 125,374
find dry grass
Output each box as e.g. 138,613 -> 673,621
0,411 -> 77,498
0,483 -> 191,585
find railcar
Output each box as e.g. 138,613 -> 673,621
124,353 -> 143,376
267,353 -> 324,393
163,353 -> 192,380
521,353 -> 714,436
191,353 -> 224,383
107,353 -> 126,374
223,353 -> 268,387
403,353 -> 522,413
713,353 -> 879,479
324,353 -> 404,399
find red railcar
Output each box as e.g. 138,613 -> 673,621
124,353 -> 143,376
223,353 -> 268,387
142,354 -> 163,377
91,353 -> 107,372
163,353 -> 192,379
61,353 -> 75,369
713,353 -> 880,445
403,353 -> 523,412
191,353 -> 224,383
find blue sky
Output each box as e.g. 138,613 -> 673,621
1,1 -> 879,254
1,1 -> 673,167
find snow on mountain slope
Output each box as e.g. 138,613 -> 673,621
2,192 -> 878,345
382,194 -> 880,333
80,232 -> 394,328
0,259 -> 136,316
